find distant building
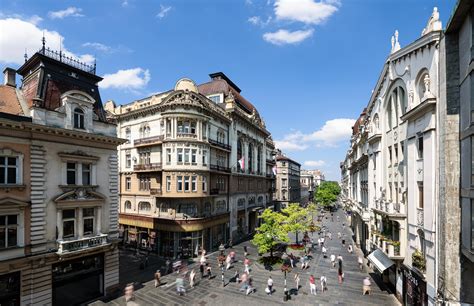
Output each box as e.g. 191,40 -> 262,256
275,152 -> 301,209
301,169 -> 325,187
107,73 -> 276,258
0,45 -> 123,305
300,172 -> 315,205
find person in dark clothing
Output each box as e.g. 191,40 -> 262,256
199,263 -> 205,278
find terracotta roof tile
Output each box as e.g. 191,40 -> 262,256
0,85 -> 23,116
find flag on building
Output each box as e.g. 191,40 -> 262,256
238,156 -> 245,170
272,166 -> 277,175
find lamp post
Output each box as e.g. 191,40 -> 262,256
218,254 -> 226,287
281,264 -> 291,301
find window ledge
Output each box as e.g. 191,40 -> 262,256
59,185 -> 99,189
0,184 -> 26,191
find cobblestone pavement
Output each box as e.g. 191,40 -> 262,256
92,207 -> 400,306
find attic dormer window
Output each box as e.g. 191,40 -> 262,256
74,108 -> 85,129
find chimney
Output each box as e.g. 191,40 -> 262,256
3,68 -> 16,87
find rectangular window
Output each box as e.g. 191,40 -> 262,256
83,208 -> 94,236
394,144 -> 398,164
166,148 -> 172,164
82,164 -> 91,185
0,215 -> 18,248
202,176 -> 207,192
125,177 -> 131,190
388,146 -> 392,165
192,176 -> 197,192
126,153 -> 131,168
177,148 -> 183,163
184,176 -> 190,191
394,182 -> 398,204
282,179 -> 287,187
388,183 -> 393,201
417,135 -> 424,159
139,176 -> 150,191
418,183 -> 424,209
63,209 -> 76,239
66,163 -> 76,185
202,150 -> 207,165
190,122 -> 196,134
177,176 -> 183,192
191,149 -> 197,164
184,149 -> 190,163
0,156 -> 18,185
166,176 -> 171,192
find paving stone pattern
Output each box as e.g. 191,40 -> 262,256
93,207 -> 400,306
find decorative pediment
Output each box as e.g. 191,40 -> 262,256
0,197 -> 29,208
54,189 -> 106,203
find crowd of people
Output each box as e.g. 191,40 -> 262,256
124,207 -> 374,303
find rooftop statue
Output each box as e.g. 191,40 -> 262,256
421,7 -> 442,35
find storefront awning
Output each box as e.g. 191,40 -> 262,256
368,249 -> 395,273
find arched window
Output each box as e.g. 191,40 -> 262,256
248,143 -> 253,173
73,108 -> 85,129
386,100 -> 393,130
237,139 -> 243,172
125,201 -> 132,210
138,201 -> 151,213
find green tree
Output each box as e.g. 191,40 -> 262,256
281,203 -> 309,244
306,202 -> 317,220
315,181 -> 341,208
252,209 -> 289,257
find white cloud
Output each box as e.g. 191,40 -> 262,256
82,42 -> 111,52
0,18 -> 94,65
304,160 -> 326,167
275,118 -> 356,151
263,28 -> 313,45
48,7 -> 84,19
157,5 -> 172,19
248,16 -> 272,27
274,0 -> 338,25
100,68 -> 151,90
28,15 -> 43,25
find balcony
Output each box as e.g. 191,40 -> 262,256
370,234 -> 404,260
134,163 -> 162,172
57,234 -> 109,254
266,158 -> 276,165
210,164 -> 231,173
134,135 -> 164,147
373,200 -> 406,219
177,132 -> 197,139
208,139 -> 231,151
210,188 -> 225,195
150,188 -> 162,195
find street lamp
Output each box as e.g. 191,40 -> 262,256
281,264 -> 291,301
218,254 -> 226,287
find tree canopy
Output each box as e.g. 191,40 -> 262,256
315,181 -> 341,207
252,208 -> 289,257
281,203 -> 309,244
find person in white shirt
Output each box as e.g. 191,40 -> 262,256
330,254 -> 336,267
320,275 -> 327,292
267,276 -> 273,295
358,256 -> 364,271
363,277 -> 372,295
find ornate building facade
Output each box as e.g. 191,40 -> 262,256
0,46 -> 123,305
274,153 -> 301,209
107,73 -> 275,258
341,8 -> 444,305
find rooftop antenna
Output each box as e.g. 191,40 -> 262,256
59,36 -> 62,60
24,49 -> 28,62
41,31 -> 46,53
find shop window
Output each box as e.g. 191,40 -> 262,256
179,203 -> 196,216
73,108 -> 85,129
0,215 -> 18,248
63,209 -> 76,239
216,200 -> 226,212
83,208 -> 95,236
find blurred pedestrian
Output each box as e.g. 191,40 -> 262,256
244,257 -> 250,274
294,273 -> 300,290
226,254 -> 232,270
358,256 -> 364,271
309,275 -> 317,295
154,270 -> 161,288
189,269 -> 196,288
124,283 -> 135,303
266,276 -> 273,295
363,276 -> 372,295
206,264 -> 212,279
338,267 -> 344,284
244,246 -> 248,257
330,254 -> 336,267
199,263 -> 205,278
176,276 -> 185,295
320,275 -> 327,292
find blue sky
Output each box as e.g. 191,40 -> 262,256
0,0 -> 456,180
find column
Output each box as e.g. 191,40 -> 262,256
97,206 -> 102,235
57,210 -> 63,240
78,207 -> 83,239
197,120 -> 201,140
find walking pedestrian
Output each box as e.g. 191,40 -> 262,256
176,276 -> 185,296
322,246 -> 327,258
338,232 -> 341,239
124,283 -> 135,303
206,264 -> 212,279
348,244 -> 353,254
246,276 -> 254,295
226,254 -> 232,270
358,256 -> 364,270
363,276 -> 372,295
200,253 -> 207,266
320,275 -> 327,292
342,238 -> 346,245
244,257 -> 250,274
189,269 -> 196,288
309,275 -> 317,295
328,232 -> 332,240
230,251 -> 236,263
289,253 -> 295,268
338,267 -> 344,284
154,270 -> 161,288
266,276 -> 273,295
244,246 -> 248,257
330,254 -> 336,267
239,272 -> 248,292
199,263 -> 205,278
294,273 -> 300,290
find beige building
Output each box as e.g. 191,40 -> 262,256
107,73 -> 275,258
0,46 -> 123,305
275,153 -> 301,209
300,172 -> 314,205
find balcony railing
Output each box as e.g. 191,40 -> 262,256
210,164 -> 231,173
134,135 -> 164,146
134,163 -> 162,171
208,139 -> 231,151
210,188 -> 224,195
57,234 -> 108,254
177,133 -> 197,139
39,47 -> 96,74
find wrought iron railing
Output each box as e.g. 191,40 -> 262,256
210,164 -> 231,173
134,163 -> 162,171
39,47 -> 96,74
208,139 -> 231,151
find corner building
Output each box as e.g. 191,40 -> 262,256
108,73 -> 275,258
0,47 -> 123,305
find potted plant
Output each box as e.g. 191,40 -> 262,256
392,241 -> 401,255
412,250 -> 426,272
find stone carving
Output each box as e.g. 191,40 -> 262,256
422,74 -> 435,100
417,209 -> 424,226
391,30 -> 401,53
421,7 -> 442,36
408,90 -> 414,109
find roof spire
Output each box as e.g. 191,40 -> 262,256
42,31 -> 46,53
24,49 -> 28,62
